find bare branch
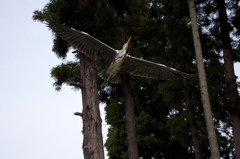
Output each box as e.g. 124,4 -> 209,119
74,112 -> 83,116
112,119 -> 126,123
70,82 -> 84,89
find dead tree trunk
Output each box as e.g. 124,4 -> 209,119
75,0 -> 105,158
79,54 -> 105,159
216,0 -> 240,158
188,0 -> 220,158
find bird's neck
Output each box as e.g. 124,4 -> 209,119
118,50 -> 127,56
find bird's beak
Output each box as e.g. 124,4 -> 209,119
122,37 -> 131,50
126,37 -> 131,45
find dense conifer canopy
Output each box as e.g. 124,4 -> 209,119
33,0 -> 240,158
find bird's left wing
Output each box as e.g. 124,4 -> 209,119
120,55 -> 197,80
47,19 -> 116,65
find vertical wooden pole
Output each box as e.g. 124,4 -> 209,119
188,0 -> 220,158
122,74 -> 139,159
80,54 -> 105,159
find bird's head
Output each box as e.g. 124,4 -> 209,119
122,37 -> 131,50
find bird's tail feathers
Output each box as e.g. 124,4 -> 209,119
101,80 -> 108,90
98,69 -> 119,84
110,75 -> 119,84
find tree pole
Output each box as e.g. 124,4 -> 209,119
79,53 -> 105,159
78,1 -> 105,158
184,82 -> 203,159
187,0 -> 220,158
216,0 -> 240,158
119,9 -> 139,159
122,74 -> 139,159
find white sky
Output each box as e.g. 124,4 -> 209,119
0,1 -> 239,159
0,0 -> 107,158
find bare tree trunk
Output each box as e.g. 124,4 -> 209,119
122,74 -> 139,159
187,0 -> 220,158
80,54 -> 105,159
216,0 -> 240,158
76,1 -> 105,158
184,84 -> 203,159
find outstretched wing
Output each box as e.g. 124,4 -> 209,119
120,55 -> 197,80
47,19 -> 116,65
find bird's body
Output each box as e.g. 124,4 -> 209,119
47,19 -> 196,85
106,53 -> 125,81
105,38 -> 130,83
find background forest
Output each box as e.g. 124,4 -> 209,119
33,0 -> 240,158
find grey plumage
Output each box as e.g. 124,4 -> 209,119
47,19 -> 197,84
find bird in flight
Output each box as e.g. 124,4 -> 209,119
47,19 -> 197,86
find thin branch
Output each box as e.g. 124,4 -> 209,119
112,119 -> 126,123
70,82 -> 84,89
74,112 -> 83,116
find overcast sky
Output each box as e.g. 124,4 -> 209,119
0,1 -> 239,159
0,1 -> 108,158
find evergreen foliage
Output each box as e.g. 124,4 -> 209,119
51,62 -> 80,91
33,0 -> 239,158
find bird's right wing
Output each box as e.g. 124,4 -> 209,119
120,55 -> 197,80
47,19 -> 116,65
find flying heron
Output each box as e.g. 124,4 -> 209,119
47,19 -> 196,86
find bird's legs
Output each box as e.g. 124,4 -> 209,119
101,80 -> 108,90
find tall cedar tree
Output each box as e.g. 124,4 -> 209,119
104,0 -> 234,158
118,1 -> 139,158
188,0 -> 220,158
195,0 -> 240,157
33,0 -> 119,158
102,0 -> 232,158
103,0 -> 201,158
216,0 -> 240,158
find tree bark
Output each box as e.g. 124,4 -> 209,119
122,74 -> 139,159
80,54 -> 105,159
216,0 -> 240,158
187,0 -> 220,158
118,8 -> 139,159
184,84 -> 203,159
77,1 -> 105,158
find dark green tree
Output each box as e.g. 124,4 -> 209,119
33,0 -> 237,158
33,0 -> 119,158
188,0 -> 220,158
216,0 -> 240,157
103,0 -> 234,158
195,0 -> 240,157
102,0 -> 201,158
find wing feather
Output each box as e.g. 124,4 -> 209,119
47,19 -> 116,65
120,55 -> 197,80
